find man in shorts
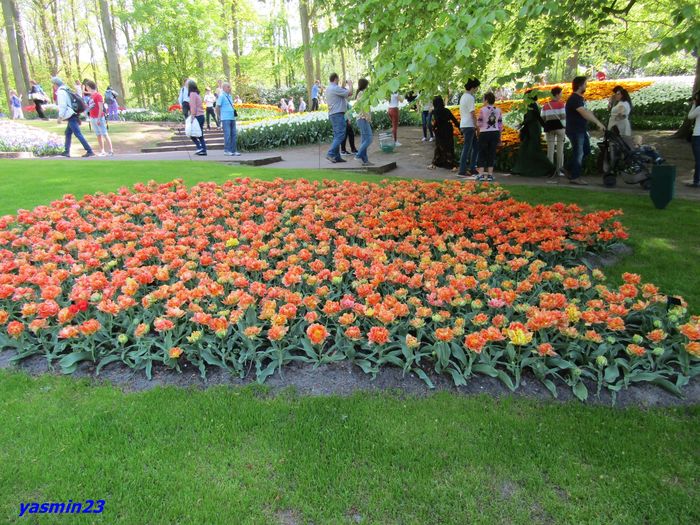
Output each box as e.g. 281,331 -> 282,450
84,80 -> 113,156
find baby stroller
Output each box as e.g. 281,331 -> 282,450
598,127 -> 652,189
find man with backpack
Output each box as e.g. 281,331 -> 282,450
52,76 -> 94,158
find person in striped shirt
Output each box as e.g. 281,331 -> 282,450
541,87 -> 566,175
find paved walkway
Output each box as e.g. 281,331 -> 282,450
36,126 -> 700,201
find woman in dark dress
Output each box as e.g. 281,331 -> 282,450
511,91 -> 556,177
428,95 -> 460,170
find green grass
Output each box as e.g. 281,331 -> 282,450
0,159 -> 698,523
0,371 -> 697,525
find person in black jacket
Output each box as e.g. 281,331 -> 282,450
427,95 -> 460,170
29,79 -> 49,120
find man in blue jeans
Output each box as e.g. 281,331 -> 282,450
216,82 -> 240,157
52,77 -> 94,158
457,78 -> 480,178
565,76 -> 605,185
325,73 -> 353,163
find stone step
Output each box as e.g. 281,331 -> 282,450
157,138 -> 226,147
216,156 -> 283,166
141,144 -> 226,153
331,161 -> 397,174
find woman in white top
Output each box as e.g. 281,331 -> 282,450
688,90 -> 700,187
388,91 -> 403,145
608,86 -> 632,136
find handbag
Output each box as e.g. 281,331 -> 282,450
185,115 -> 202,138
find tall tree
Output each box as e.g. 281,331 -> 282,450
7,0 -> 29,91
97,0 -> 125,96
1,0 -> 25,98
298,0 -> 314,105
231,0 -> 241,79
0,29 -> 11,110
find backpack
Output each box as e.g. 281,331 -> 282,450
66,89 -> 86,114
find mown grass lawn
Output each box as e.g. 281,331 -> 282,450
0,371 -> 698,525
0,159 -> 698,524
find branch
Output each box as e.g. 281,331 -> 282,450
602,0 -> 637,16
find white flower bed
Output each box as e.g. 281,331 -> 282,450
0,120 -> 63,156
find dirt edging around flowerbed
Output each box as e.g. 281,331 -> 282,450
1,350 -> 697,408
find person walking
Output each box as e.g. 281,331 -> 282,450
216,81 -> 240,157
178,78 -> 191,119
565,76 -> 605,185
325,73 -> 353,163
187,80 -> 207,156
354,78 -> 374,167
52,77 -> 94,158
608,85 -> 632,137
83,80 -> 113,156
387,91 -> 402,145
475,92 -> 502,182
204,87 -> 219,129
311,80 -> 321,111
341,117 -> 358,156
10,90 -> 23,119
687,90 -> 700,188
104,86 -> 120,121
457,78 -> 480,178
541,86 -> 566,176
28,80 -> 49,120
421,95 -> 434,142
427,95 -> 460,171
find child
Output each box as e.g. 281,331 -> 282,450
475,92 -> 503,181
632,135 -> 665,165
10,90 -> 23,119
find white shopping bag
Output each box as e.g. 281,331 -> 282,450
185,116 -> 202,138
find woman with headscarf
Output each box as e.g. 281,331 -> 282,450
427,95 -> 460,170
511,91 -> 556,177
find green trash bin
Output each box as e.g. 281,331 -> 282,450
649,164 -> 676,210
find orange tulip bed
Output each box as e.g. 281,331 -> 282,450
1,178 -> 698,399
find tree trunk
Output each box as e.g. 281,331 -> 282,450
220,0 -> 231,81
8,0 -> 30,93
311,19 -> 320,83
339,47 -> 347,83
0,33 -> 11,111
33,0 -> 58,74
69,0 -> 81,79
231,0 -> 241,79
86,32 -> 100,87
1,0 -> 25,99
299,1 -> 314,106
564,49 -> 579,81
673,54 -> 700,140
50,0 -> 72,81
97,0 -> 125,98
